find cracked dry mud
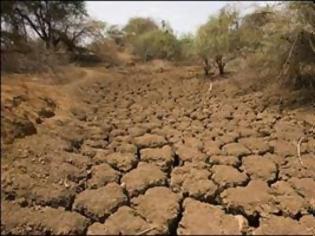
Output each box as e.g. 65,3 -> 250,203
1,64 -> 315,235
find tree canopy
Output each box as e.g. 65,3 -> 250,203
1,1 -> 88,50
123,17 -> 159,36
195,6 -> 240,74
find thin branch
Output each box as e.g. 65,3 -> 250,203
208,82 -> 213,93
34,6 -> 48,39
277,33 -> 299,80
14,7 -> 44,40
136,226 -> 156,235
308,36 -> 315,54
296,136 -> 305,167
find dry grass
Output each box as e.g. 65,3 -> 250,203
88,39 -> 121,66
1,42 -> 69,74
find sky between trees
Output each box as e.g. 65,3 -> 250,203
86,1 -> 276,36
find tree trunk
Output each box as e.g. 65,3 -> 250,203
45,40 -> 51,49
215,55 -> 225,75
203,57 -> 210,76
218,63 -> 224,75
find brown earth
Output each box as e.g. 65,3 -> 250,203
1,61 -> 315,235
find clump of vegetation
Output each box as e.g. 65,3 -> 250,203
122,17 -> 180,61
88,39 -> 121,66
192,1 -> 314,89
0,1 -> 113,72
1,1 -> 313,91
237,2 -> 315,89
124,17 -> 159,38
1,1 -> 88,50
132,29 -> 180,61
177,33 -> 197,63
195,5 -> 240,75
263,2 -> 315,89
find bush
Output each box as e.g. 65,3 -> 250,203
86,39 -> 121,66
1,41 -> 69,74
177,33 -> 198,62
195,6 -> 240,75
241,2 -> 315,89
132,29 -> 180,61
123,17 -> 159,37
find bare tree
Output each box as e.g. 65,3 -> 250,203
10,1 -> 87,49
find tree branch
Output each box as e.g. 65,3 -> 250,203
14,7 -> 44,40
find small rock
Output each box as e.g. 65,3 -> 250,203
87,206 -> 158,235
134,134 -> 167,148
178,198 -> 247,235
87,163 -> 120,189
73,183 -> 127,221
171,162 -> 217,201
208,155 -> 240,167
221,180 -> 274,216
175,144 -> 208,163
131,187 -> 180,234
211,165 -> 249,189
239,137 -> 273,155
120,163 -> 167,197
140,145 -> 174,172
95,152 -> 137,172
242,155 -> 278,183
253,215 -> 311,235
222,142 -> 251,157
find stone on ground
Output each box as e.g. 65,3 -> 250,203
253,215 -> 312,235
211,165 -> 249,189
221,180 -> 274,216
241,155 -> 278,183
131,187 -> 180,234
134,134 -> 167,148
222,142 -> 251,157
120,162 -> 167,197
140,145 -> 174,172
73,183 -> 127,221
1,201 -> 89,235
170,162 -> 217,201
177,198 -> 247,235
87,206 -> 159,235
87,163 -> 120,189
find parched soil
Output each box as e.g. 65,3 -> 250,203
1,62 -> 315,235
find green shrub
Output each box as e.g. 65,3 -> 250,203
195,6 -> 240,75
1,40 -> 69,74
177,33 -> 197,62
123,17 -> 159,36
241,2 -> 315,89
132,29 -> 180,61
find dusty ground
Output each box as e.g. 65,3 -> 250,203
1,61 -> 315,235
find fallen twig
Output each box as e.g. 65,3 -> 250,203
136,226 -> 156,235
208,82 -> 213,93
64,178 -> 70,188
296,136 -> 305,167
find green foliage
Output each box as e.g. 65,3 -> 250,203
1,1 -> 87,50
1,0 -> 93,73
193,1 -> 314,86
177,33 -> 196,61
195,6 -> 240,58
241,2 -> 315,88
123,17 -> 159,36
238,5 -> 274,52
194,6 -> 240,74
132,29 -> 180,61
